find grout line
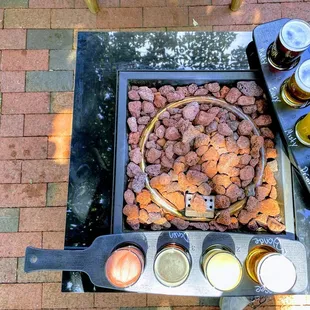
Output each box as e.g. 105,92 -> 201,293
15,255 -> 18,283
45,181 -> 49,208
48,91 -> 52,113
49,8 -> 51,29
16,205 -> 20,232
25,26 -> 28,50
22,114 -> 25,139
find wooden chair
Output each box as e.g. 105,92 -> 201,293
84,0 -> 99,14
230,0 -> 243,11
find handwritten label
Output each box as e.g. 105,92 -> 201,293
252,237 -> 282,251
300,166 -> 310,185
284,128 -> 298,147
255,285 -> 272,294
258,47 -> 268,65
168,231 -> 189,243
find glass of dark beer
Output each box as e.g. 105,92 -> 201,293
267,19 -> 310,71
280,59 -> 310,108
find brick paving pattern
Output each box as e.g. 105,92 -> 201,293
0,0 -> 309,309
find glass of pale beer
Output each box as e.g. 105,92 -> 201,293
202,245 -> 242,291
267,19 -> 310,71
280,59 -> 310,108
295,113 -> 310,146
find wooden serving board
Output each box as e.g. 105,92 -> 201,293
25,231 -> 307,296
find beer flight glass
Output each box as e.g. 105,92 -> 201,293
295,113 -> 310,146
267,19 -> 310,71
267,19 -> 310,147
280,59 -> 310,109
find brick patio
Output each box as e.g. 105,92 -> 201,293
0,0 -> 309,309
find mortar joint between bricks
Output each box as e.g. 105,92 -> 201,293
49,92 -> 52,113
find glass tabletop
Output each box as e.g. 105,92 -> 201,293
65,31 -> 252,250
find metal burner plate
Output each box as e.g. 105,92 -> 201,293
185,193 -> 215,218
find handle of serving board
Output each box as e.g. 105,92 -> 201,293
24,247 -> 88,273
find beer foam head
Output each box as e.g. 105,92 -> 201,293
206,252 -> 242,291
281,19 -> 310,51
296,59 -> 310,93
258,254 -> 296,293
154,247 -> 190,287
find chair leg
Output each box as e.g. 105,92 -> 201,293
230,0 -> 243,11
84,0 -> 100,14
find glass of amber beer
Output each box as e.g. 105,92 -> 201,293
267,19 -> 310,71
295,113 -> 310,146
245,245 -> 296,293
280,59 -> 310,108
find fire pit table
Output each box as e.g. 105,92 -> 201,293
45,31 -> 310,295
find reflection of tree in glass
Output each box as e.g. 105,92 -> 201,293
141,32 -> 240,70
66,31 -> 250,247
230,46 -> 249,69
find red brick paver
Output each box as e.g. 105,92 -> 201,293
1,50 -> 49,71
95,292 -> 147,307
19,207 -> 66,231
144,7 -> 188,27
189,4 -> 281,26
29,0 -> 75,8
0,283 -> 42,309
0,161 -> 21,183
0,1 -> 309,309
0,71 -> 25,92
51,9 -> 96,28
147,294 -> 200,306
2,93 -> 50,114
0,29 -> 26,49
43,231 -> 65,249
0,184 -> 46,207
22,159 -> 69,183
4,9 -> 51,28
24,114 -> 72,136
0,137 -> 47,160
0,115 -> 24,137
42,283 -> 94,308
0,232 -> 42,257
0,258 -> 17,283
97,8 -> 143,28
